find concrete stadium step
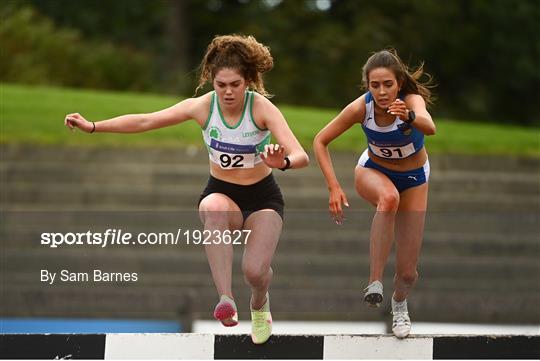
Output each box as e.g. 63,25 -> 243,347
4,277 -> 538,324
282,211 -> 539,233
4,227 -> 538,259
3,182 -> 538,211
3,146 -> 539,192
2,209 -> 538,252
279,231 -> 540,256
1,145 -> 209,165
3,161 -> 539,195
157,287 -> 539,323
2,145 -> 538,326
0,285 -> 195,322
4,265 -> 538,322
3,247 -> 538,281
3,279 -> 537,324
430,153 -> 540,173
4,225 -> 540,258
5,268 -> 536,297
2,208 -> 537,234
1,162 -> 210,185
3,207 -> 535,227
1,204 -> 540,224
4,156 -> 539,180
3,144 -> 539,171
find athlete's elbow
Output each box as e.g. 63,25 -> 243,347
313,134 -> 320,148
295,151 -> 310,169
424,124 -> 436,136
313,133 -> 329,149
304,152 -> 310,167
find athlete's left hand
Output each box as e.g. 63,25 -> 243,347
387,99 -> 409,119
260,143 -> 286,169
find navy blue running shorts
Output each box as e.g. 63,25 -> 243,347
357,149 -> 430,193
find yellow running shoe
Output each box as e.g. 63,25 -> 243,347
250,293 -> 272,344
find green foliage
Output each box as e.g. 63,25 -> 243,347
2,83 -> 539,157
0,5 -> 153,91
1,0 -> 539,125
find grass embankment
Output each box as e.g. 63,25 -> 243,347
2,83 -> 538,157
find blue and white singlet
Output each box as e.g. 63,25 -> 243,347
361,92 -> 424,159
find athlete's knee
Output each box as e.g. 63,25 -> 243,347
243,263 -> 272,287
200,195 -> 238,226
395,270 -> 418,287
199,195 -> 231,213
377,190 -> 400,212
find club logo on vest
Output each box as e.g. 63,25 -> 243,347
209,126 -> 222,140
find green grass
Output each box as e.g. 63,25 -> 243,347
2,83 -> 539,156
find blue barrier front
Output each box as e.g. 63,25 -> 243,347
0,318 -> 182,333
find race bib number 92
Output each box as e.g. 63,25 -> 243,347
212,149 -> 255,169
208,139 -> 257,169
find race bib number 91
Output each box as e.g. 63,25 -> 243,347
370,143 -> 416,159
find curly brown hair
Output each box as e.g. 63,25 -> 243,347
362,49 -> 435,106
196,34 -> 274,97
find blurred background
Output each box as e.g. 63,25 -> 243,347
1,0 -> 539,335
2,0 -> 539,123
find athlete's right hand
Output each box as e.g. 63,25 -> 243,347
328,186 -> 349,225
64,113 -> 93,133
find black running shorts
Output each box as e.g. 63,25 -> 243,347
198,173 -> 284,221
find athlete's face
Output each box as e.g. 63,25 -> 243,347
367,67 -> 401,110
213,68 -> 248,110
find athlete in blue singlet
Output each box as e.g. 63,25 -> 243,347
313,49 -> 436,338
65,34 -> 309,344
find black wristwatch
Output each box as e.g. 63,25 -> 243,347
405,110 -> 416,124
279,156 -> 291,171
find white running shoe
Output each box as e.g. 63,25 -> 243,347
391,297 -> 411,338
364,280 -> 384,307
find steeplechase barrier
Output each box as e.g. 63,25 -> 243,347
1,334 -> 539,359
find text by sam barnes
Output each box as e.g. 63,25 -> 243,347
41,269 -> 138,284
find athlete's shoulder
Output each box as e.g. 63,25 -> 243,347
251,91 -> 274,109
180,91 -> 214,126
346,93 -> 368,117
194,91 -> 214,107
251,91 -> 280,120
402,93 -> 425,106
363,91 -> 373,104
180,91 -> 213,110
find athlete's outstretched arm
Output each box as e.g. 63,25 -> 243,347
64,94 -> 209,134
313,96 -> 365,222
